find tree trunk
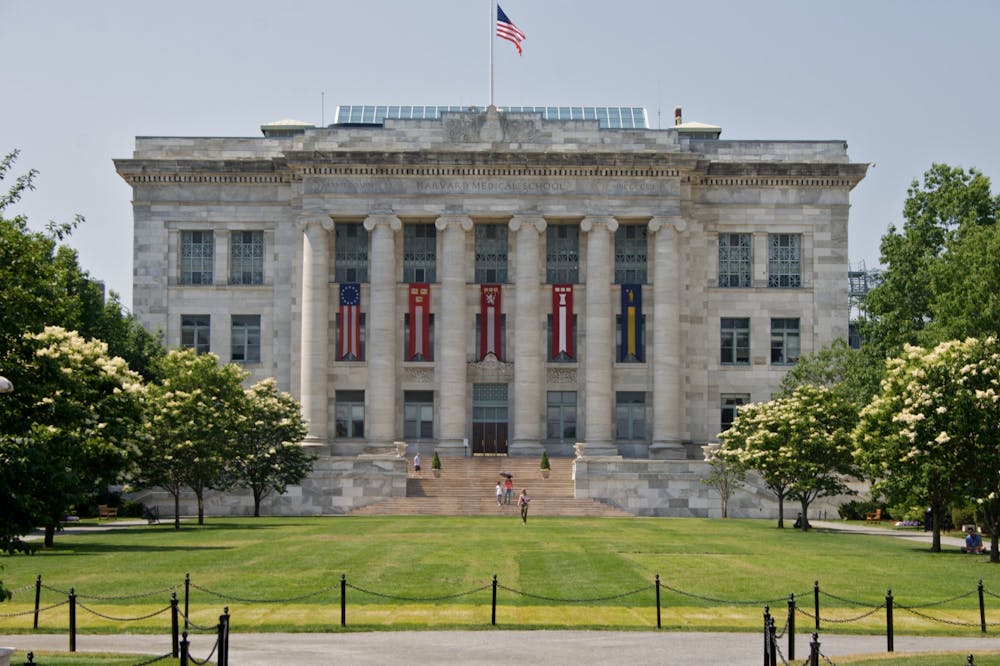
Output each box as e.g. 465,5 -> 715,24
799,499 -> 811,532
196,492 -> 204,525
777,492 -> 785,528
991,527 -> 999,564
930,501 -> 943,553
43,524 -> 55,548
253,489 -> 262,518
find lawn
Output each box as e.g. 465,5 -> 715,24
1,516 -> 998,635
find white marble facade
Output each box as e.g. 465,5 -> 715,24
116,106 -> 867,460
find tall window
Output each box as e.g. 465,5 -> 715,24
181,315 -> 210,354
615,391 -> 646,440
403,390 -> 434,439
721,317 -> 750,365
403,223 -> 436,283
475,224 -> 508,283
718,233 -> 751,288
230,231 -> 263,285
335,223 -> 369,283
230,315 -> 261,363
180,231 -> 213,285
546,224 -> 579,284
770,318 -> 801,365
546,391 -> 578,442
335,390 -> 365,438
768,234 -> 801,288
720,394 -> 751,432
614,225 -> 647,283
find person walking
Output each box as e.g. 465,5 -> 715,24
413,452 -> 421,478
517,489 -> 530,525
504,476 -> 514,505
496,481 -> 504,508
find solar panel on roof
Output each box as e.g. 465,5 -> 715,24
333,105 -> 648,129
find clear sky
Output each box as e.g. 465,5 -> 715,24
2,0 -> 998,308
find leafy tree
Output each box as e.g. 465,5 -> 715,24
862,164 -> 999,360
3,327 -> 144,547
139,350 -> 246,528
854,338 -> 1000,557
778,338 -> 880,410
226,378 -> 312,517
718,385 -> 856,530
701,444 -> 745,518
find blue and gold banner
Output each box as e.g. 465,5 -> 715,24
620,284 -> 643,362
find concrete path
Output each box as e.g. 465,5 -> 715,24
6,630 -> 1000,665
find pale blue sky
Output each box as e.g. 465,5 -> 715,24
2,0 -> 998,307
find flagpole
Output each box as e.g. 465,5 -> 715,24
489,0 -> 496,107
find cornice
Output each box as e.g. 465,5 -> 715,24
114,158 -> 291,186
698,162 -> 869,189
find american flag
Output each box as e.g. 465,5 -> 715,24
339,283 -> 361,361
496,5 -> 525,55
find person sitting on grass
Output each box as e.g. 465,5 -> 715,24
962,526 -> 985,554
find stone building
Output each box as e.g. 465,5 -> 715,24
115,105 -> 867,468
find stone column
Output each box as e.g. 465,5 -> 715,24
508,215 -> 546,456
435,215 -> 473,457
580,215 -> 619,456
648,217 -> 687,459
363,214 -> 402,447
299,217 -> 333,449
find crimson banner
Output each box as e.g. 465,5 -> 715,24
552,284 -> 574,359
480,285 -> 502,360
408,283 -> 430,361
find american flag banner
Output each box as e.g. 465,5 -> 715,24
496,5 -> 525,55
338,282 -> 362,361
480,284 -> 502,360
620,284 -> 643,362
408,283 -> 431,361
552,285 -> 574,359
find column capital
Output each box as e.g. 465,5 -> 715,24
580,215 -> 618,234
363,214 -> 402,232
648,216 -> 687,235
435,214 -> 474,232
509,215 -> 546,234
298,215 -> 334,232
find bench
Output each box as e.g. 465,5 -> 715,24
865,508 -> 882,524
97,504 -> 118,520
143,505 -> 160,524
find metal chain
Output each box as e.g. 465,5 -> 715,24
130,652 -> 174,666
77,601 -> 172,622
496,582 -> 652,603
0,599 -> 68,617
177,609 -> 219,632
190,581 -> 339,604
817,589 -> 879,607
796,604 -> 886,623
895,604 -> 1000,627
903,589 -> 977,609
346,581 -> 491,602
39,582 -> 179,600
186,638 -> 219,666
658,581 -> 788,606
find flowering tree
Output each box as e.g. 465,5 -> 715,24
139,350 -> 246,528
0,327 -> 145,547
701,444 -> 745,518
854,337 -> 1000,556
225,378 -> 312,517
717,385 -> 856,530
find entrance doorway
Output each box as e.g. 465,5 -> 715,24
472,383 -> 508,455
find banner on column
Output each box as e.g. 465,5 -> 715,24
339,282 -> 361,361
480,284 -> 502,360
552,284 -> 574,360
408,283 -> 431,361
620,284 -> 643,362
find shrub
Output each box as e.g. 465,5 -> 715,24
540,451 -> 550,470
837,500 -> 890,521
431,451 -> 441,470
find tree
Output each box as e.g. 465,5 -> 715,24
2,327 -> 144,547
718,385 -> 856,529
778,338 -> 880,410
854,338 -> 1000,557
862,164 -> 999,360
701,444 -> 745,518
140,350 -> 246,528
226,378 -> 312,517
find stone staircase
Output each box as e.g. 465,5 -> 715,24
349,456 -> 631,517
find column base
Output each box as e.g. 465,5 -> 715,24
649,440 -> 687,460
508,438 -> 545,457
433,438 -> 469,458
577,440 -> 620,457
300,436 -> 330,456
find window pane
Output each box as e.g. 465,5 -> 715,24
180,231 -> 213,285
230,231 -> 264,285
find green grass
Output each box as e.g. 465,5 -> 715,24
1,516 -> 998,634
839,652 -> 1000,665
4,651 -> 158,665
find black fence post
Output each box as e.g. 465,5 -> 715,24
813,580 -> 820,631
33,575 -> 41,629
762,606 -> 771,666
491,575 -> 498,626
979,579 -> 986,634
787,593 -> 796,661
171,592 -> 179,657
968,654 -> 975,665
180,630 -> 189,666
68,587 -> 76,653
184,572 -> 190,630
655,574 -> 661,629
809,632 -> 820,666
217,606 -> 230,666
340,574 -> 347,627
767,613 -> 777,666
885,588 -> 894,653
